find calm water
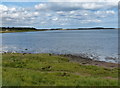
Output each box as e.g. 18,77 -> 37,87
1,29 -> 118,63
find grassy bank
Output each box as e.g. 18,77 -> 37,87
2,53 -> 119,86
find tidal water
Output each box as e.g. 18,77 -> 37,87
1,29 -> 118,63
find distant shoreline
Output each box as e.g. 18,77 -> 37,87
0,27 -> 118,33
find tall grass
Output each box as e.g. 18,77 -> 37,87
2,53 -> 119,86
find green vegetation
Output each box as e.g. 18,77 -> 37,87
0,30 -> 37,33
0,27 -> 38,33
0,27 -> 117,33
2,53 -> 119,86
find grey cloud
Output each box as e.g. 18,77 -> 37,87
35,2 -> 117,12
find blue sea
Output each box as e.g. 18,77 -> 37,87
1,29 -> 118,63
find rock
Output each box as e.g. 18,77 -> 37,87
41,66 -> 52,70
23,53 -> 26,55
49,54 -> 52,56
25,49 -> 28,50
61,72 -> 69,77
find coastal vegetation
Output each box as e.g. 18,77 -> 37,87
2,53 -> 119,86
0,27 -> 38,33
0,27 -> 116,33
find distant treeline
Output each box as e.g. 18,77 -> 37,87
0,27 -> 116,32
88,27 -> 115,29
0,27 -> 37,31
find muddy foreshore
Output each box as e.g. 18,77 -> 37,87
59,54 -> 118,69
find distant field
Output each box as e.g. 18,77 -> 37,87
2,53 -> 119,86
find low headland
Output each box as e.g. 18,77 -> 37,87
0,27 -> 117,33
2,52 -> 119,86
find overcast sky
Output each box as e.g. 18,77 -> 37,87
0,0 -> 119,28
